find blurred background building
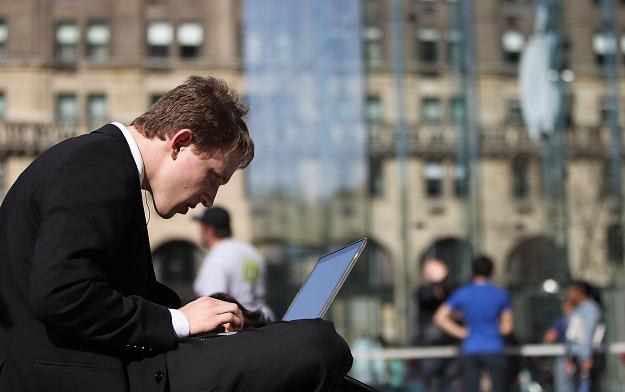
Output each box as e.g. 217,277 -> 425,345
2,1 -> 625,383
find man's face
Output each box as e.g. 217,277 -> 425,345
566,287 -> 583,307
151,146 -> 242,219
199,225 -> 214,247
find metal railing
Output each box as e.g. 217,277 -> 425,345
352,342 -> 625,359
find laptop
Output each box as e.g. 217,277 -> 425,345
282,237 -> 367,321
194,237 -> 367,338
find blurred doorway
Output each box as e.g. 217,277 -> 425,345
419,237 -> 473,285
152,240 -> 203,303
506,235 -> 564,342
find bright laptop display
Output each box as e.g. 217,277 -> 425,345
282,238 -> 367,321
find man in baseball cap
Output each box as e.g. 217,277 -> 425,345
193,206 -> 274,320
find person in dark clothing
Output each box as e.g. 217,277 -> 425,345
415,259 -> 459,391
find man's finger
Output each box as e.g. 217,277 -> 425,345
216,312 -> 240,327
213,302 -> 240,315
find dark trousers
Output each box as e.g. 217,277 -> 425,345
572,354 -> 604,392
421,357 -> 458,392
166,319 -> 353,392
462,354 -> 507,392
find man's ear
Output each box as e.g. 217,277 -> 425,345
169,129 -> 193,159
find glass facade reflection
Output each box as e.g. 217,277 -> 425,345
241,1 -> 625,374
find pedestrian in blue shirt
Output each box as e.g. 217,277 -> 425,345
564,280 -> 604,392
434,255 -> 514,392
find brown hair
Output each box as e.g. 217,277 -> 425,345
130,76 -> 254,168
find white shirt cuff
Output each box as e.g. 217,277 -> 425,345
169,308 -> 190,338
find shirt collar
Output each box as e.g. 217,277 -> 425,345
111,122 -> 145,184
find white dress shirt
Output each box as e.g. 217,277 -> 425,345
111,122 -> 190,339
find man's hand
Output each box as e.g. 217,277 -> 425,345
434,304 -> 468,340
580,358 -> 593,378
179,296 -> 245,335
565,358 -> 576,376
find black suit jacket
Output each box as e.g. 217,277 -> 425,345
0,124 -> 181,391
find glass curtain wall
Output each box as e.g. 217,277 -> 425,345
242,0 -> 625,386
243,0 -> 378,340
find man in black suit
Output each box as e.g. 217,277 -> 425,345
0,76 -> 352,391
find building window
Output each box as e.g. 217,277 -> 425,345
177,22 -> 203,58
446,30 -> 460,66
453,164 -> 467,197
0,92 -> 4,120
55,22 -> 80,64
421,97 -> 442,124
56,93 -> 77,133
450,95 -> 466,125
86,22 -> 110,62
147,21 -> 173,58
0,19 -> 8,58
600,159 -> 612,198
368,157 -> 384,197
593,32 -> 617,65
607,223 -> 624,263
502,30 -> 524,64
150,93 -> 164,106
417,29 -> 439,64
424,162 -> 444,198
365,95 -> 382,123
512,158 -> 530,199
86,93 -> 107,128
363,26 -> 383,67
506,99 -> 523,123
600,97 -> 613,124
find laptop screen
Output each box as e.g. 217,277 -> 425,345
282,238 -> 366,321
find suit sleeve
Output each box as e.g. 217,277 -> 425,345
29,141 -> 178,353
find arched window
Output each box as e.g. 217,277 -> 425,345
505,236 -> 568,342
419,237 -> 473,284
152,240 -> 203,303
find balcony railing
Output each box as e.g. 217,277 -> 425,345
0,121 -> 87,155
368,121 -> 621,159
0,120 -> 620,159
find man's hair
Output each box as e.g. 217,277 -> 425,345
213,226 -> 232,239
130,76 -> 254,168
472,255 -> 494,278
569,280 -> 591,297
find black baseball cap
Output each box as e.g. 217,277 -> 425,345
193,206 -> 231,230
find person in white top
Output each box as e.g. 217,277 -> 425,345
193,206 -> 274,320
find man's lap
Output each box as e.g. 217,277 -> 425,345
166,319 -> 353,392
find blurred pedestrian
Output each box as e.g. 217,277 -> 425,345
351,335 -> 387,389
414,258 -> 458,391
193,206 -> 274,320
564,280 -> 604,392
434,255 -> 514,392
544,299 -> 574,392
